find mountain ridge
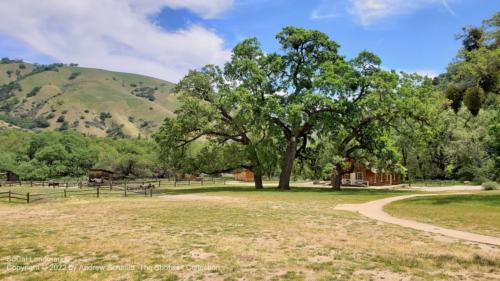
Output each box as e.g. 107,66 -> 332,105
0,59 -> 178,137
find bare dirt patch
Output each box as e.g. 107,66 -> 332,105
161,194 -> 248,203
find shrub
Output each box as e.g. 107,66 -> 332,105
131,86 -> 156,101
463,87 -> 485,116
27,86 -> 41,97
57,121 -> 69,131
56,115 -> 65,123
0,82 -> 21,102
68,72 -> 80,80
482,181 -> 499,190
0,114 -> 49,129
34,117 -> 50,128
46,113 -> 55,119
99,112 -> 112,121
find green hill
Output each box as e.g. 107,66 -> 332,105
0,59 -> 178,137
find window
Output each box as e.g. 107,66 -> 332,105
356,172 -> 363,181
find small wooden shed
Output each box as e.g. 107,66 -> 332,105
175,173 -> 198,181
6,171 -> 19,182
89,169 -> 114,182
233,169 -> 254,182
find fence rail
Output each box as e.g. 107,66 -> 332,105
0,177 -> 230,204
0,185 -> 154,204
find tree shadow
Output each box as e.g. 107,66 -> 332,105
154,185 -> 412,196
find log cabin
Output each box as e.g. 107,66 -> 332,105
175,173 -> 198,181
88,169 -> 114,183
233,169 -> 254,182
341,162 -> 400,186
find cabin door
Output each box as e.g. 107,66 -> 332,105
350,173 -> 356,184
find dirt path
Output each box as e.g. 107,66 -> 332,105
161,194 -> 248,203
335,194 -> 500,246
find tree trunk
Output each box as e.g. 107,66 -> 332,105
254,170 -> 263,189
331,164 -> 343,191
278,137 -> 297,190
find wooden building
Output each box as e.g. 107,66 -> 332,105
5,171 -> 19,182
175,173 -> 198,181
341,163 -> 400,186
88,169 -> 114,183
233,169 -> 254,182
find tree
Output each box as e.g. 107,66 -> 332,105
316,47 -> 437,189
261,27 -> 340,189
155,38 -> 276,189
445,12 -> 499,115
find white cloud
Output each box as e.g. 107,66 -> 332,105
312,0 -> 457,26
350,0 -> 430,26
0,0 -> 234,81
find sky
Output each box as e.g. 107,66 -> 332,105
0,0 -> 498,82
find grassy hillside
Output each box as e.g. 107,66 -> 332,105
0,60 -> 177,137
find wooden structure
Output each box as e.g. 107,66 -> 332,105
175,173 -> 198,181
233,169 -> 254,182
88,169 -> 114,183
341,162 -> 400,186
5,171 -> 19,182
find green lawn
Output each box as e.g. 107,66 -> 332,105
406,181 -> 481,187
384,192 -> 500,237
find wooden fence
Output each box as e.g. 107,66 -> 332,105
172,177 -> 226,187
0,185 -> 153,204
0,177 -> 229,204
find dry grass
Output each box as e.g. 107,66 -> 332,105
0,186 -> 498,280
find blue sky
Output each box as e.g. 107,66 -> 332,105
0,0 -> 498,81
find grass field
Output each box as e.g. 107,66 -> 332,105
384,192 -> 500,237
0,185 -> 499,280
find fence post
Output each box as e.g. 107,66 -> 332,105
144,188 -> 147,197
8,190 -> 11,203
188,179 -> 190,185
64,189 -> 67,198
26,192 -> 29,204
124,185 -> 127,197
30,181 -> 33,187
174,178 -> 177,187
150,188 -> 153,197
97,186 -> 100,198
158,180 -> 161,188
110,181 -> 113,190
